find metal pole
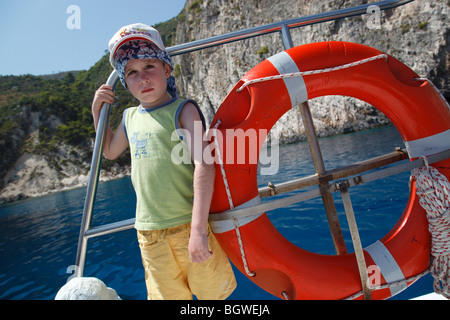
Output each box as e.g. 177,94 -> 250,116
259,148 -> 408,198
280,22 -> 347,255
209,149 -> 450,222
167,0 -> 413,56
280,24 -> 294,50
338,181 -> 371,300
299,102 -> 348,255
75,71 -> 119,277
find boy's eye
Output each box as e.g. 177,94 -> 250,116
145,64 -> 154,69
126,70 -> 136,77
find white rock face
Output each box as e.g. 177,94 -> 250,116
174,0 -> 449,143
55,277 -> 121,300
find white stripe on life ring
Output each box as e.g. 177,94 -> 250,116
365,240 -> 407,296
267,51 -> 308,107
210,196 -> 263,233
404,129 -> 450,159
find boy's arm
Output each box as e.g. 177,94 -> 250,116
178,102 -> 215,263
92,84 -> 128,160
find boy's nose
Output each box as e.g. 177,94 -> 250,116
138,73 -> 150,84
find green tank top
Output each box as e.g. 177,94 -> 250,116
123,98 -> 203,230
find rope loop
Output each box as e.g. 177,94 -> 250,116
237,54 -> 388,93
412,165 -> 450,298
212,120 -> 255,278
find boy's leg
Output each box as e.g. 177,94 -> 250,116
137,228 -> 192,300
184,224 -> 237,300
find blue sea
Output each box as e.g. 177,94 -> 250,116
0,125 -> 435,300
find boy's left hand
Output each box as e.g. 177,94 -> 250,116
189,231 -> 213,263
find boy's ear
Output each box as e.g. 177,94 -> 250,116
163,62 -> 172,79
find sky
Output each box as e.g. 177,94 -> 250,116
0,0 -> 187,76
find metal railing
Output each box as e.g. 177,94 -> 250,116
75,0 -> 415,277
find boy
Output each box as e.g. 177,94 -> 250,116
91,23 -> 236,300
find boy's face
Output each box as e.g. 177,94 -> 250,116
124,58 -> 172,109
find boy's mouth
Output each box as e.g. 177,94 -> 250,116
141,88 -> 153,93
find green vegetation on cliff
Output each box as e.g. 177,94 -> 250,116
0,18 -> 179,187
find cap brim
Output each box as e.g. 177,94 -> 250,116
109,36 -> 165,66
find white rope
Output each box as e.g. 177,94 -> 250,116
236,54 -> 388,93
212,120 -> 255,277
233,217 -> 256,277
412,160 -> 450,299
212,120 -> 234,210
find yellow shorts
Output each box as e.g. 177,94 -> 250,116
137,223 -> 237,300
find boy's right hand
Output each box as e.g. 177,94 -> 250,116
92,84 -> 115,115
90,84 -> 128,159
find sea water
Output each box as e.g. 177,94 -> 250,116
0,125 -> 435,300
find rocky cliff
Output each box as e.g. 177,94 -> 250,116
173,0 -> 448,143
0,0 -> 448,203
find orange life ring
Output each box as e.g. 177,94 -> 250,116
208,41 -> 450,300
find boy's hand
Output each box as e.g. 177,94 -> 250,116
92,84 -> 115,115
90,84 -> 128,160
189,230 -> 213,263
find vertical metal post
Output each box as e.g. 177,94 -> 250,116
338,181 -> 371,300
75,71 -> 119,277
280,24 -> 347,255
280,24 -> 294,50
299,103 -> 347,254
